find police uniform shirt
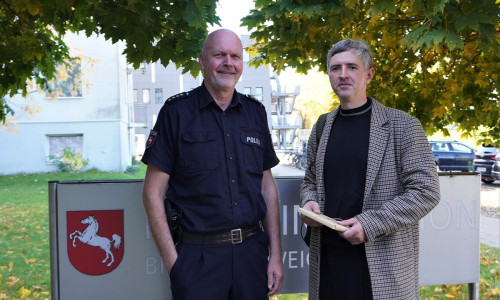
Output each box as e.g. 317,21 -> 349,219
142,83 -> 279,233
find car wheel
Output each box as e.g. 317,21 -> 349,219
481,179 -> 495,184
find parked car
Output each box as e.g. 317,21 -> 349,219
492,153 -> 500,182
473,145 -> 499,183
429,140 -> 475,171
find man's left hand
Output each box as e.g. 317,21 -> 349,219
337,217 -> 366,245
267,252 -> 284,296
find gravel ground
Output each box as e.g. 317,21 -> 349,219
480,184 -> 500,218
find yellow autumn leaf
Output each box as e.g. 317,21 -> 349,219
308,26 -> 318,36
463,43 -> 476,59
32,285 -> 42,292
18,286 -> 31,298
421,87 -> 431,98
0,292 -> 7,299
434,286 -> 443,292
25,258 -> 36,264
24,2 -> 41,15
474,73 -> 489,88
381,34 -> 398,48
445,293 -> 457,298
491,287 -> 500,295
7,276 -> 20,286
247,47 -> 260,58
433,107 -> 448,118
449,81 -> 459,94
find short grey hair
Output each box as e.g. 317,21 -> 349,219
326,39 -> 373,70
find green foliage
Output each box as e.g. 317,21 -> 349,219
0,98 -> 14,119
242,0 -> 500,145
49,146 -> 89,172
0,0 -> 220,123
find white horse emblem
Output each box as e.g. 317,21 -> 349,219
69,215 -> 122,267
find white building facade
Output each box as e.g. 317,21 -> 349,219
0,32 -> 134,175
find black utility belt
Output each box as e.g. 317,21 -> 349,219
181,225 -> 261,245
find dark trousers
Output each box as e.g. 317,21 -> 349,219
169,230 -> 269,300
319,242 -> 373,300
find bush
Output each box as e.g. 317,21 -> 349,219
49,146 -> 89,172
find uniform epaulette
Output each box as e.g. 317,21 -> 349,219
165,92 -> 189,104
244,94 -> 264,107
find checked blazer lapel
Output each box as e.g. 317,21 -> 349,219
363,99 -> 391,205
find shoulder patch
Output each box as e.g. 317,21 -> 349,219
244,94 -> 264,107
165,92 -> 189,104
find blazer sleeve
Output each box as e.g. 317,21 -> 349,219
357,113 -> 441,242
300,121 -> 319,207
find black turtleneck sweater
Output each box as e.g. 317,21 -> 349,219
323,98 -> 372,247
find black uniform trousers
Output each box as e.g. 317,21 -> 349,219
169,230 -> 269,300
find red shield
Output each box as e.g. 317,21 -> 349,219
67,210 -> 124,275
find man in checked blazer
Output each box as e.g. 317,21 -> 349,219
299,39 -> 440,300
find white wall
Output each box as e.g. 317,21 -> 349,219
0,32 -> 132,175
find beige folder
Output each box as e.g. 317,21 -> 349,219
298,208 -> 349,232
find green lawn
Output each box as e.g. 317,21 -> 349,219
0,165 -> 498,299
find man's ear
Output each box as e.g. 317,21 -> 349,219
366,67 -> 375,84
198,53 -> 205,71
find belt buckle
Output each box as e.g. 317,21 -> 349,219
230,228 -> 243,244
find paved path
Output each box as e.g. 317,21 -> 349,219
480,215 -> 500,248
272,163 -> 499,248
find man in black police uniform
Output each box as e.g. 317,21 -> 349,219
141,29 -> 284,299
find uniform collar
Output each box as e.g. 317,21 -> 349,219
198,81 -> 242,110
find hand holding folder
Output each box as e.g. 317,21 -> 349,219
298,208 -> 349,232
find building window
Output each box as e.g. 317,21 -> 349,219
133,89 -> 138,102
142,89 -> 150,103
243,87 -> 252,95
47,57 -> 83,98
155,89 -> 163,103
46,134 -> 84,162
254,87 -> 264,101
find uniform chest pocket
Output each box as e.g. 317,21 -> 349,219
241,129 -> 264,174
182,131 -> 218,173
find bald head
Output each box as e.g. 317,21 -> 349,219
202,29 -> 243,55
